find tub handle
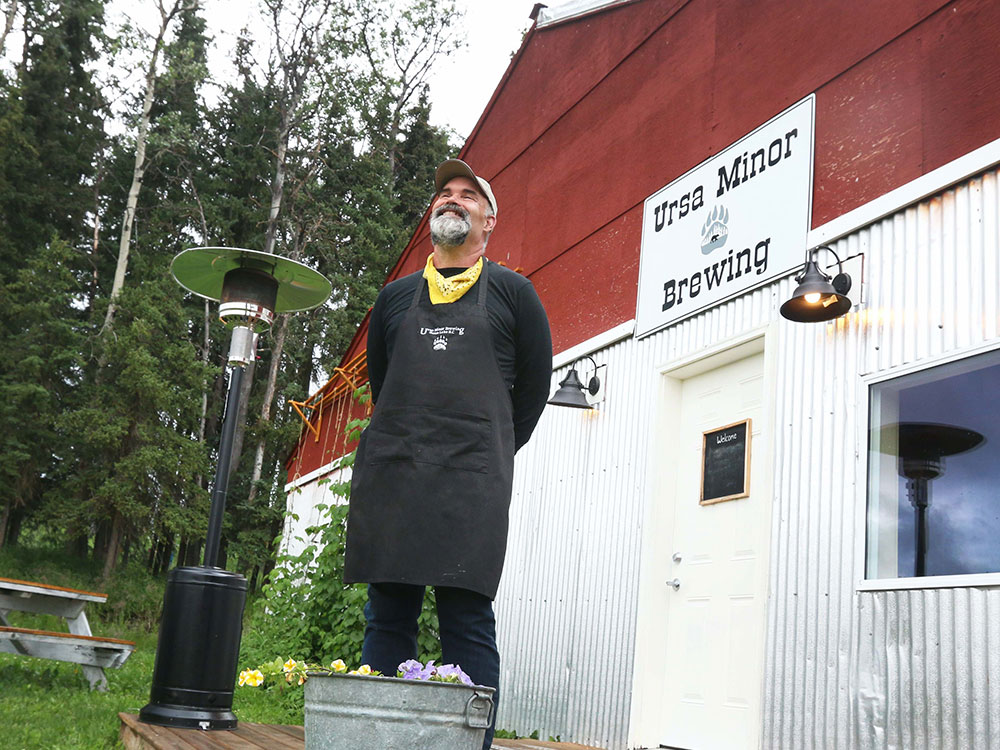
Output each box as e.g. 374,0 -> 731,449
465,690 -> 495,729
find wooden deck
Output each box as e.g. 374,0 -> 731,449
120,713 -> 304,749
119,713 -> 605,749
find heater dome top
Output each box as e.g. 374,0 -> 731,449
171,246 -> 331,313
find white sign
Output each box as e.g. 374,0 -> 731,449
635,96 -> 815,337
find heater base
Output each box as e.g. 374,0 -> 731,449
138,702 -> 237,730
139,566 -> 247,732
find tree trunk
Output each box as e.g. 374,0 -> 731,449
217,537 -> 228,571
0,2 -> 17,60
246,314 -> 289,504
262,130 -> 289,255
5,506 -> 23,547
231,0 -> 316,486
227,357 -> 256,481
178,535 -> 200,567
93,519 -> 109,565
65,531 -> 89,559
87,167 -> 103,315
199,299 -> 211,442
157,534 -> 174,574
101,511 -> 124,580
101,1 -> 181,332
181,536 -> 202,566
205,367 -> 226,450
147,535 -> 159,570
0,498 -> 10,547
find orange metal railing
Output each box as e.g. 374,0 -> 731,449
289,349 -> 371,441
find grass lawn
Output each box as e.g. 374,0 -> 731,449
0,547 -> 305,749
1,613 -> 306,750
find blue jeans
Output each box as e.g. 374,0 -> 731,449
361,583 -> 499,750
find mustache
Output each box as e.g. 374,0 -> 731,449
432,203 -> 471,222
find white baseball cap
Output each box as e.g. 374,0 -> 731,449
434,159 -> 498,216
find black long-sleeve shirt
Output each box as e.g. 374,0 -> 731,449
366,260 -> 553,452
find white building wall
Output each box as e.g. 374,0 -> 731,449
764,166 -> 1000,750
282,463 -> 351,559
496,331 -> 651,746
495,160 -> 1000,749
496,281 -> 784,747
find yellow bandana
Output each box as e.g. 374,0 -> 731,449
423,254 -> 484,304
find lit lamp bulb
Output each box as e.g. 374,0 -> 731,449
779,249 -> 854,323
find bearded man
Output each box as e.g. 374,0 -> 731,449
344,159 -> 552,749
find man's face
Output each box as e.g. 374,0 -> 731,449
429,176 -> 496,248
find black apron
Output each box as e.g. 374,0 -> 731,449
344,262 -> 515,599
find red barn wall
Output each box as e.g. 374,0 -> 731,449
289,0 -> 1000,478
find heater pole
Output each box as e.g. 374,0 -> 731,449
204,361 -> 245,568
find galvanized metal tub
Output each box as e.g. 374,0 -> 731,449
304,672 -> 495,750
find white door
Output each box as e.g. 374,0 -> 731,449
660,352 -> 768,750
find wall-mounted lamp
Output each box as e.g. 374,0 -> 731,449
548,356 -> 603,409
779,245 -> 853,323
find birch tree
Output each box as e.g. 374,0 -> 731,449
240,0 -> 341,507
101,0 -> 190,333
0,1 -> 18,59
353,0 -> 463,176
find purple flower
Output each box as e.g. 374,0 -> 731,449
435,663 -> 473,686
397,659 -> 435,680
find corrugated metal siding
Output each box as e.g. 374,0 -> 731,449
496,333 -> 650,747
496,283 -> 782,747
496,165 -> 1000,749
764,167 -> 1000,750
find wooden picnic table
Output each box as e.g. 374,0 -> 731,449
0,576 -> 135,691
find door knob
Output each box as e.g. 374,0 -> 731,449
667,578 -> 681,591
672,552 -> 682,563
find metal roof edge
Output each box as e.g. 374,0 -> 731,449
536,0 -> 640,29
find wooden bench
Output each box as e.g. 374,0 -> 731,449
0,576 -> 135,690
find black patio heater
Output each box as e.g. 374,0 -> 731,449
885,422 -> 984,577
139,247 -> 331,730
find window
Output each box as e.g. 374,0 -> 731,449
866,348 -> 1000,580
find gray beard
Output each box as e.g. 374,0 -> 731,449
429,213 -> 471,247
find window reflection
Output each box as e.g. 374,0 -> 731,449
867,349 -> 1000,579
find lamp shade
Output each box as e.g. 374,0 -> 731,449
779,260 -> 852,322
171,247 -> 331,313
547,367 -> 593,409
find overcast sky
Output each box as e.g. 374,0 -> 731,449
425,1 -> 539,141
105,0 -> 542,142
2,0 -> 544,141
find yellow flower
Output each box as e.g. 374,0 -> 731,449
298,674 -> 306,685
238,668 -> 265,687
356,664 -> 373,676
331,659 -> 347,673
283,658 -> 298,673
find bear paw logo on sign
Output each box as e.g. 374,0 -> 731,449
700,205 -> 729,255
433,336 -> 448,351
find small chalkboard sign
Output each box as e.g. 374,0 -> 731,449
700,418 -> 751,505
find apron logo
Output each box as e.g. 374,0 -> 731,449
420,326 -> 465,352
